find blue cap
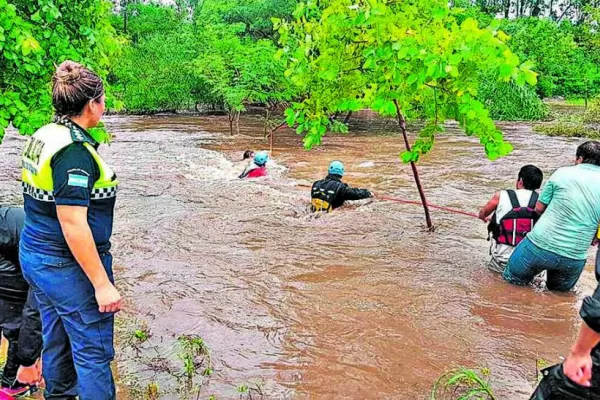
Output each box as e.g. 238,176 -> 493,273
328,161 -> 345,176
254,151 -> 269,166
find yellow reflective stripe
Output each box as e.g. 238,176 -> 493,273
83,143 -> 119,190
311,198 -> 332,212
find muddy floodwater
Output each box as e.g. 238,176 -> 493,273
0,112 -> 596,399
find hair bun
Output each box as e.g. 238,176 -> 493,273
54,60 -> 82,85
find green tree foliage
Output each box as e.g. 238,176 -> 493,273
0,0 -> 119,142
220,0 -> 299,39
194,24 -> 294,134
110,2 -> 297,128
455,3 -> 600,100
500,17 -> 600,98
110,3 -> 206,113
276,0 -> 538,161
111,28 -> 203,113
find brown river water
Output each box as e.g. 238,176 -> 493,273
0,112 -> 597,399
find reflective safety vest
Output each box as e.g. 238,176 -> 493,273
21,119 -> 118,202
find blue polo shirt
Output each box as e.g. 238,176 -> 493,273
527,163 -> 600,260
21,127 -> 117,257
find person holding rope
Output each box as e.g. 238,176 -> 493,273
20,61 -> 121,399
478,165 -> 543,274
311,161 -> 373,212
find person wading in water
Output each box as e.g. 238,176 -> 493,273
311,161 -> 373,212
479,165 -> 543,273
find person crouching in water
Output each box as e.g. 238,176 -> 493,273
311,161 -> 373,212
239,151 -> 269,179
478,165 -> 543,273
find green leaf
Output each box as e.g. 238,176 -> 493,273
461,18 -> 478,31
284,108 -> 296,126
449,53 -> 462,65
499,64 -> 513,79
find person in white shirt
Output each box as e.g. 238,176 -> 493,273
479,165 -> 544,273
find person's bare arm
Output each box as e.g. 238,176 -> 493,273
563,323 -> 600,387
535,201 -> 547,215
56,205 -> 121,313
478,192 -> 500,222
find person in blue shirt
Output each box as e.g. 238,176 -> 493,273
19,61 -> 121,399
504,141 -> 600,291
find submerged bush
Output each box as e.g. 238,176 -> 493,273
583,98 -> 600,124
479,79 -> 548,121
534,121 -> 600,139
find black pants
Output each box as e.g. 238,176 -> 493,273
532,359 -> 600,399
0,292 -> 39,388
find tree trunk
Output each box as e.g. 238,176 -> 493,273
393,100 -> 433,230
504,0 -> 510,18
228,111 -> 234,136
123,0 -> 128,33
343,111 -> 353,124
235,111 -> 241,135
264,108 -> 272,139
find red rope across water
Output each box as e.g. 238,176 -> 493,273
377,195 -> 480,219
261,182 -> 480,219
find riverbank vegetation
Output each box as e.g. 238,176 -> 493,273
535,98 -> 600,139
2,0 -> 599,142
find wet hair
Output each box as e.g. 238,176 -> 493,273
52,60 -> 104,117
576,141 -> 600,167
243,150 -> 254,160
518,165 -> 543,190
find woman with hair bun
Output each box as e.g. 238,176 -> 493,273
20,60 -> 121,399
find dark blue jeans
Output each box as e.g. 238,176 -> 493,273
504,238 -> 586,292
20,246 -> 116,400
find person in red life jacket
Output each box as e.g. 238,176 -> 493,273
239,151 -> 268,179
478,165 -> 543,273
311,161 -> 373,212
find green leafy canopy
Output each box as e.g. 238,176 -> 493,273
0,0 -> 120,142
275,0 -> 539,161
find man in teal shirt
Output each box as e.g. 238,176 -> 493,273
504,141 -> 600,291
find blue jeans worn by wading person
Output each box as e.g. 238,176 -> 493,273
19,246 -> 116,400
504,237 -> 586,292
